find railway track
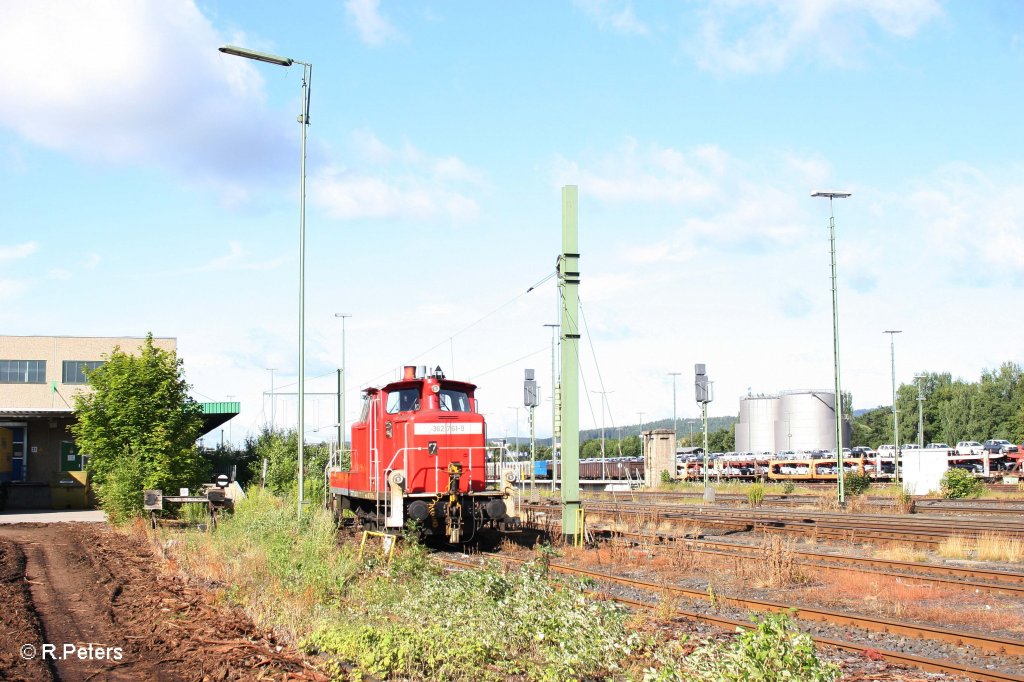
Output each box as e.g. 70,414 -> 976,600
607,529 -> 1024,597
579,489 -> 1024,515
521,514 -> 1024,596
439,554 -> 1024,682
526,501 -> 1024,548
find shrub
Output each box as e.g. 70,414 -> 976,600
843,472 -> 872,496
646,613 -> 840,681
940,467 -> 985,499
781,481 -> 796,494
305,560 -> 642,681
96,450 -> 147,524
746,483 -> 765,507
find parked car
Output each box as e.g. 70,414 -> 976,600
983,439 -> 1019,455
955,441 -> 983,456
951,462 -> 983,474
902,443 -> 921,450
925,443 -> 952,450
876,444 -> 895,456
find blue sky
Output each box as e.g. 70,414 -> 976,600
1,1 -> 1022,446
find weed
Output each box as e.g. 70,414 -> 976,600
976,533 -> 1024,562
937,534 -> 972,560
652,613 -> 840,681
940,468 -> 985,499
754,534 -> 804,588
746,483 -> 766,507
876,544 -> 929,563
844,472 -> 872,496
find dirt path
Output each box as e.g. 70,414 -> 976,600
0,523 -> 324,682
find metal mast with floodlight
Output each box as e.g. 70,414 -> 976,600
220,45 -> 312,519
812,190 -> 851,505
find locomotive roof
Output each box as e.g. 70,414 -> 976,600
378,376 -> 478,393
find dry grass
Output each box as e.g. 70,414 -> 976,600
937,534 -> 973,559
875,544 -> 930,563
976,533 -> 1024,562
736,534 -> 805,588
795,567 -> 1024,634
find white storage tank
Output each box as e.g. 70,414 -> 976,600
774,390 -> 844,451
736,394 -> 780,453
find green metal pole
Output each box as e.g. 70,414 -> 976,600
828,205 -> 845,505
559,186 -> 580,541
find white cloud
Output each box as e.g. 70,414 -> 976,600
0,241 -> 38,261
311,134 -> 484,223
907,163 -> 1024,278
199,241 -> 291,272
48,268 -> 73,281
552,140 -> 812,257
0,279 -> 27,299
690,0 -> 943,74
552,139 -> 727,205
0,1 -> 292,190
574,0 -> 651,36
345,0 -> 399,46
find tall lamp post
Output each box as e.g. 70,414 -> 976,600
220,45 -> 312,518
334,313 -> 351,451
812,190 -> 851,505
884,330 -> 902,483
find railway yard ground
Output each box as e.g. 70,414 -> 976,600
0,522 -> 322,682
3,485 -> 1024,681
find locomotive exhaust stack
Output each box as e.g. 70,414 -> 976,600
327,367 -> 520,543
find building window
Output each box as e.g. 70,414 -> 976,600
0,360 -> 46,383
62,360 -> 104,384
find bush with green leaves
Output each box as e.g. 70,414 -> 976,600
843,472 -> 872,496
746,483 -> 766,507
71,333 -> 208,520
246,427 -> 330,505
645,613 -> 840,682
940,467 -> 985,499
304,556 -> 643,681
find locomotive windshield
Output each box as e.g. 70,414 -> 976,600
438,388 -> 472,412
385,388 -> 420,413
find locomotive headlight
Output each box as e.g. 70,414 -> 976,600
504,470 -> 518,483
431,384 -> 440,393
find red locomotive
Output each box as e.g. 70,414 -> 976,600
328,365 -> 518,542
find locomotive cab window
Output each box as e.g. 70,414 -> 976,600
386,388 -> 420,414
438,388 -> 472,412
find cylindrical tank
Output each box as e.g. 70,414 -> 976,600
736,395 -> 780,452
775,391 -> 840,451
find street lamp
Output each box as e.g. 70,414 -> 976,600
884,330 -> 902,483
334,313 -> 352,451
221,44 -> 313,519
812,190 -> 851,505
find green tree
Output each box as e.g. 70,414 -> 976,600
707,427 -> 735,452
71,334 -> 207,520
246,427 -> 330,504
